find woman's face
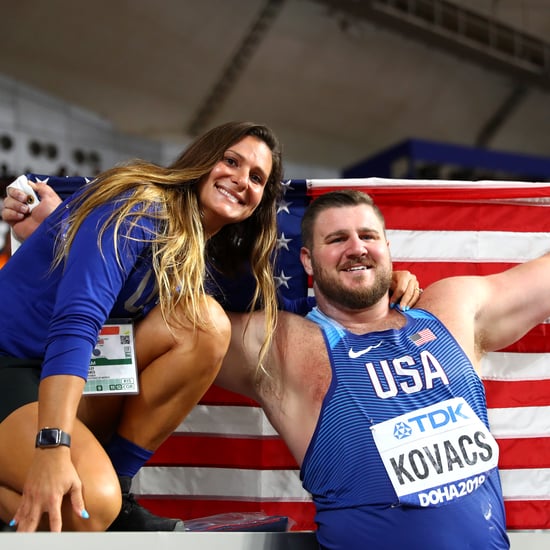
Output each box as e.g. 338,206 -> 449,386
197,135 -> 273,236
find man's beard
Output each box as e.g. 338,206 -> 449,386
312,260 -> 393,310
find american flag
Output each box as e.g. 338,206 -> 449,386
24,174 -> 550,532
409,328 -> 437,346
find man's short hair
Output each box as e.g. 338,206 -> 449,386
301,189 -> 386,249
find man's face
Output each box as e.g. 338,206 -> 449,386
301,204 -> 393,310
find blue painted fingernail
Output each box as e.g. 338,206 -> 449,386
9,519 -> 16,527
81,509 -> 90,519
389,302 -> 395,309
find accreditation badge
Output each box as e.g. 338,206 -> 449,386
83,318 -> 139,395
371,397 -> 499,507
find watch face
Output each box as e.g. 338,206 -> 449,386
38,428 -> 60,446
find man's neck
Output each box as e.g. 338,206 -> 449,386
315,294 -> 402,334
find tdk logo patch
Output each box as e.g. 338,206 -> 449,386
393,402 -> 469,439
393,421 -> 413,439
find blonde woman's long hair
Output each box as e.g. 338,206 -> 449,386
53,121 -> 283,365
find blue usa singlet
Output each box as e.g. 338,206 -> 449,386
302,307 -> 509,550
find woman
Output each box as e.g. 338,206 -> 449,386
0,121 -> 283,532
1,129 -> 421,533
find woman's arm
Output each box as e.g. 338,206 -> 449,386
13,375 -> 88,532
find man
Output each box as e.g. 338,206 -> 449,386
212,188 -> 550,549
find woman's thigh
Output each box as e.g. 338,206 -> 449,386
0,363 -> 121,529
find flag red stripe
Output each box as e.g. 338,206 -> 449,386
498,324 -> 550,352
484,380 -> 550,409
138,498 -> 316,532
395,262 -> 550,351
381,202 -> 550,232
497,437 -> 550,469
149,435 -> 298,469
310,184 -> 550,203
201,385 -> 259,407
504,500 -> 550,530
393,262 -> 518,288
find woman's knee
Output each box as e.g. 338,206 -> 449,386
174,297 -> 231,380
67,426 -> 122,531
202,296 -> 231,348
83,480 -> 121,531
71,465 -> 121,531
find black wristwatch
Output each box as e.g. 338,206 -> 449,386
35,428 -> 71,448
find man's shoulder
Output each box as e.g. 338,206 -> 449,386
417,276 -> 482,312
271,311 -> 331,390
274,311 -> 326,369
278,309 -> 323,338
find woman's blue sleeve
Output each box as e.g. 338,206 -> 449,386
278,295 -> 316,316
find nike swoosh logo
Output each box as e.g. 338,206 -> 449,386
348,341 -> 383,359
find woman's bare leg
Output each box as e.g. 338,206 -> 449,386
0,403 -> 120,531
116,296 -> 231,450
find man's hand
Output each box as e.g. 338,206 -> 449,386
2,180 -> 62,241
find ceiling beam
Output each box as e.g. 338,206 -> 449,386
187,0 -> 286,136
475,83 -> 529,147
314,0 -> 550,91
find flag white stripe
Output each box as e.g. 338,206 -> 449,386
500,469 -> 550,500
388,230 -> 548,262
135,467 -> 311,500
177,405 -> 550,441
489,406 -> 550,438
176,352 -> 550,437
306,178 -> 550,191
136,466 -> 550,502
176,405 -> 278,437
483,353 -> 550,380
175,404 -> 550,446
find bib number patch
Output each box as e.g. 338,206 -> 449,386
371,397 -> 499,507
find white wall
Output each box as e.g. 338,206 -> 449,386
0,74 -> 163,179
0,73 -> 338,182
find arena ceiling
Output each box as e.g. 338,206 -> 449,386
2,0 -> 550,174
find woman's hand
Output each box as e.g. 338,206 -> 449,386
13,446 -> 86,532
390,270 -> 422,310
2,180 -> 62,241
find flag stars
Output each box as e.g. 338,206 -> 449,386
280,179 -> 294,195
275,270 -> 292,289
277,198 -> 292,215
277,233 -> 292,251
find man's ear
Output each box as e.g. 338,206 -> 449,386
300,246 -> 313,276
